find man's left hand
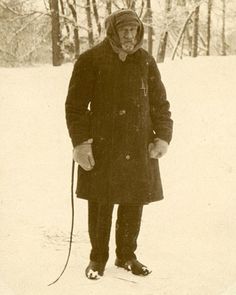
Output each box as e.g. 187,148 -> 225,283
148,138 -> 169,159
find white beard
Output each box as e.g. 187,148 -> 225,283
121,43 -> 135,52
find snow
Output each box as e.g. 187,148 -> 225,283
0,56 -> 236,295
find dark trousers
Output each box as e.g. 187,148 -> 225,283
88,201 -> 143,263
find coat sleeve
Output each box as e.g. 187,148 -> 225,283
148,56 -> 173,144
65,51 -> 96,147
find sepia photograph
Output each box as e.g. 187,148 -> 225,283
0,0 -> 236,294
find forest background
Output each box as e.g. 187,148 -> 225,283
0,0 -> 235,67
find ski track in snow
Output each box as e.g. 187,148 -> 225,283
0,57 -> 236,295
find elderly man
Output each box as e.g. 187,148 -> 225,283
65,9 -> 173,280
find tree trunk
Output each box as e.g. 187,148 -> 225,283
171,9 -> 195,60
206,0 -> 212,55
221,0 -> 226,55
186,27 -> 192,56
131,0 -> 135,10
180,33 -> 186,58
139,0 -> 145,18
157,0 -> 171,63
106,0 -> 112,15
50,0 -> 63,66
125,0 -> 135,9
191,5 -> 200,57
92,0 -> 101,36
146,0 -> 153,55
67,0 -> 80,58
86,0 -> 94,47
59,0 -> 70,37
157,32 -> 168,62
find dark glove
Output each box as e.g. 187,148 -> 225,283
148,138 -> 168,159
73,138 -> 95,171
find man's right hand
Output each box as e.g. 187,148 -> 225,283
73,138 -> 95,171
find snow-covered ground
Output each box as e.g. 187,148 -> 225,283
0,56 -> 236,295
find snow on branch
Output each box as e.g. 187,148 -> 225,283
7,14 -> 44,43
18,30 -> 51,61
171,0 -> 205,60
0,1 -> 25,16
0,47 -> 17,59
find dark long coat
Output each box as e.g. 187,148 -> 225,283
65,38 -> 173,205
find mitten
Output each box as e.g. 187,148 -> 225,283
148,138 -> 168,159
73,138 -> 95,171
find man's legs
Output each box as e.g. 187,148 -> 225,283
115,204 -> 143,261
115,204 -> 151,276
86,201 -> 114,278
86,202 -> 151,278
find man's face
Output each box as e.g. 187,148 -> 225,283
117,24 -> 138,53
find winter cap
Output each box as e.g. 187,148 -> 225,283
105,9 -> 144,61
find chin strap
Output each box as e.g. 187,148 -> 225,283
48,160 -> 75,286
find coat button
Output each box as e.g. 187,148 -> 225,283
119,109 -> 126,116
125,154 -> 131,160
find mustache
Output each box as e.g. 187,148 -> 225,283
123,39 -> 136,43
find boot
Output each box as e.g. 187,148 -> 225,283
115,258 -> 152,276
85,261 -> 106,280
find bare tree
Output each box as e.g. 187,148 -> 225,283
125,0 -> 135,9
49,0 -> 63,65
66,0 -> 80,58
146,0 -> 153,55
92,0 -> 101,36
171,8 -> 196,60
59,0 -> 70,37
86,0 -> 94,47
0,0 -> 53,66
220,0 -> 226,55
106,0 -> 112,15
206,0 -> 212,55
191,4 -> 200,57
157,0 -> 172,63
139,0 -> 145,18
